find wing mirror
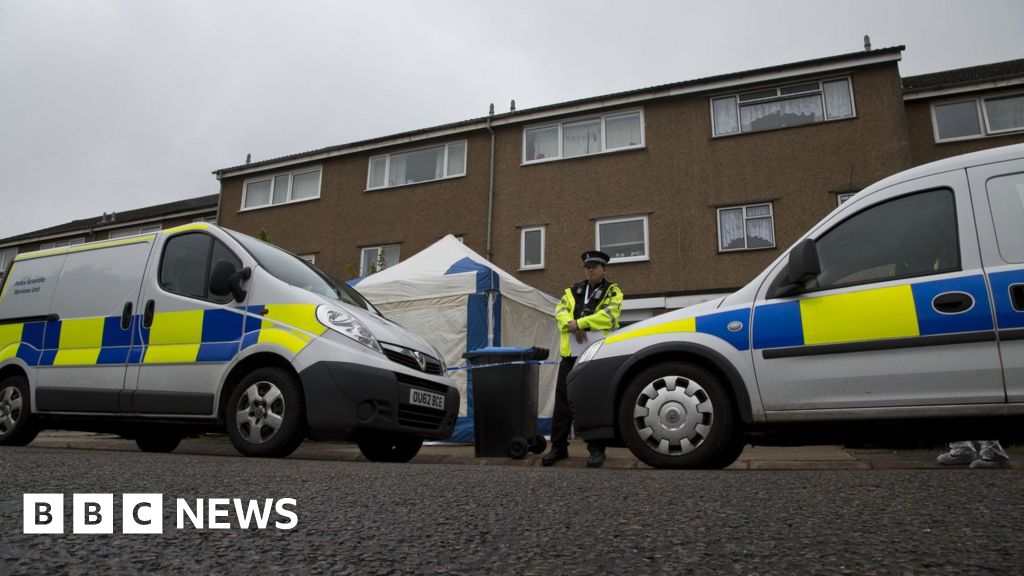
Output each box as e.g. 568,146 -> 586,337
210,260 -> 252,302
773,239 -> 821,298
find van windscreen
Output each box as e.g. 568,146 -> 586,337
227,230 -> 372,311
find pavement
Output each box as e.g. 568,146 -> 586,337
24,430 -> 1019,470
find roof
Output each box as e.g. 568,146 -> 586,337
0,193 -> 219,246
903,58 -> 1024,93
214,46 -> 905,177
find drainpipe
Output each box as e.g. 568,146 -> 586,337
485,104 -> 496,261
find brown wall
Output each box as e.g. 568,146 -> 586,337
218,62 -> 920,299
905,97 -> 1024,166
218,133 -> 494,283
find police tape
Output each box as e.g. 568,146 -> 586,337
446,359 -> 561,372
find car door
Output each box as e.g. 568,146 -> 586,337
32,237 -> 156,413
127,228 -> 247,417
751,169 -> 1004,412
967,157 -> 1024,402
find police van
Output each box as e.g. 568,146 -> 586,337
0,223 -> 459,461
568,143 -> 1024,469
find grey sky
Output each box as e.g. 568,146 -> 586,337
1,0 -> 1022,239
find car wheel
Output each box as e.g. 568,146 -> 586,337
0,374 -> 39,446
226,367 -> 305,458
357,433 -> 423,463
618,361 -> 743,469
135,434 -> 182,453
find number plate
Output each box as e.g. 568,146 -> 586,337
409,388 -> 446,411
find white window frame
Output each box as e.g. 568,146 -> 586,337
717,203 -> 776,252
298,254 -> 316,264
519,226 -> 545,271
366,141 -> 467,191
522,109 -> 645,164
40,237 -> 85,250
241,166 -> 322,211
193,216 -> 217,224
595,216 -> 650,264
837,192 -> 856,206
360,244 -> 400,276
931,91 -> 1024,143
107,224 -> 162,240
711,77 -> 856,137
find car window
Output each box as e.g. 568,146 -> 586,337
807,188 -> 959,291
160,233 -> 242,303
986,172 -> 1024,264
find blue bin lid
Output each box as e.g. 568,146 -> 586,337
463,346 -> 550,360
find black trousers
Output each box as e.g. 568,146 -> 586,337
551,356 -> 603,453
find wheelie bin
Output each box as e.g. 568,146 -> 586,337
463,346 -> 549,458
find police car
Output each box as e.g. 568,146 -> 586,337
0,223 -> 459,461
568,144 -> 1024,469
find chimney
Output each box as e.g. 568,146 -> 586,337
245,153 -> 251,164
489,103 -> 494,116
864,35 -> 871,51
510,99 -> 516,112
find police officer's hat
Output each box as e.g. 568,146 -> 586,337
581,250 -> 610,267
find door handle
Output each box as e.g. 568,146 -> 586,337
143,299 -> 155,328
1011,283 -> 1024,313
932,291 -> 974,314
120,302 -> 133,330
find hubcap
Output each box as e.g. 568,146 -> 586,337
0,386 -> 23,435
235,381 -> 285,445
631,375 -> 713,456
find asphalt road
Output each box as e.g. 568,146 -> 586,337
2,446 -> 1023,575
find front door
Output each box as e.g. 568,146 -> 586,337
128,230 -> 246,417
752,170 -> 1004,413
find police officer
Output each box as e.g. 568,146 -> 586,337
543,250 -> 623,468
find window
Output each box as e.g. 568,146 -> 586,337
39,237 -> 85,250
718,203 -> 775,252
985,173 -> 1024,264
712,78 -> 854,136
242,167 -> 322,209
520,227 -> 545,270
837,192 -> 856,206
108,225 -> 161,239
523,110 -> 644,163
367,141 -> 466,190
360,244 -> 400,276
160,233 -> 242,303
932,93 -> 1024,142
193,216 -> 218,224
0,247 -> 16,275
596,216 -> 649,263
298,254 -> 316,264
809,189 -> 959,290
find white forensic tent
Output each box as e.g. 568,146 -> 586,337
351,235 -> 560,442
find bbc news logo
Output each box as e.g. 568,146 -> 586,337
23,494 -> 298,534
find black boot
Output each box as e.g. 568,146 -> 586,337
586,445 -> 606,468
542,447 -> 569,466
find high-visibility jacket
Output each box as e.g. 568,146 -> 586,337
555,279 -> 623,357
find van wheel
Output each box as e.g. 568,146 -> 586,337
226,367 -> 305,458
357,433 -> 423,463
618,362 -> 743,469
135,434 -> 182,453
0,375 -> 39,446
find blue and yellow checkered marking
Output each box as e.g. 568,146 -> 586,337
0,303 -> 323,368
606,275 -> 999,353
752,275 -> 995,352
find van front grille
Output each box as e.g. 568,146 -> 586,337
397,404 -> 446,430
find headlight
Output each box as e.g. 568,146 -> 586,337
316,305 -> 382,354
577,339 -> 603,364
